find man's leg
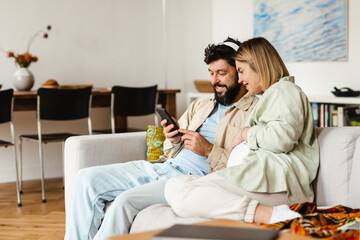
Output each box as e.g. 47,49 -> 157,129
93,178 -> 169,240
65,160 -> 167,240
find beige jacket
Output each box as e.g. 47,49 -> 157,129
160,94 -> 258,173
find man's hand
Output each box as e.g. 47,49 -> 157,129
178,129 -> 213,157
160,118 -> 182,144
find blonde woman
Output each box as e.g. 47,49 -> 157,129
165,37 -> 319,224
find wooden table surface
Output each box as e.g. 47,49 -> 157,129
13,88 -> 181,131
109,219 -> 312,240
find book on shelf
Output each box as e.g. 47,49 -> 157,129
319,104 -> 324,127
332,109 -> 338,127
338,106 -> 345,127
151,224 -> 279,240
312,103 -> 319,127
329,104 -> 334,127
324,104 -> 328,127
311,103 -> 348,127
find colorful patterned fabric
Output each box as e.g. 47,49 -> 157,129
263,202 -> 360,239
146,125 -> 165,161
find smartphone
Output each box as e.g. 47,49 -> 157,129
156,107 -> 183,136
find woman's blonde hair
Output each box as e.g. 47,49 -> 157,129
234,37 -> 289,90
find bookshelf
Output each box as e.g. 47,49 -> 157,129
308,95 -> 360,127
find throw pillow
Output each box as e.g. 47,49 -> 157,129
146,125 -> 165,161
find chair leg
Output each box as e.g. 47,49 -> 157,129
13,145 -> 22,207
62,141 -> 65,189
38,141 -> 46,203
18,138 -> 23,194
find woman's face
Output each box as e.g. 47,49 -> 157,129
236,61 -> 263,96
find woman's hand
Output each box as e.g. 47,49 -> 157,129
229,127 -> 250,154
160,118 -> 182,144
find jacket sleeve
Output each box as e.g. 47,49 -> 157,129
246,85 -> 306,153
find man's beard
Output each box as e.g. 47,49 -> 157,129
213,81 -> 241,106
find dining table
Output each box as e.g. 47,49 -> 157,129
13,88 -> 181,131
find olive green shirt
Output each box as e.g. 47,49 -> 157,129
160,94 -> 258,173
217,76 -> 320,204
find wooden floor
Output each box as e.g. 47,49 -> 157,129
0,178 -> 65,240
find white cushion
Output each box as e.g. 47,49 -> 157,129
348,136 -> 360,208
315,127 -> 360,207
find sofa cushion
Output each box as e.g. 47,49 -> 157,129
348,136 -> 360,208
315,127 -> 360,207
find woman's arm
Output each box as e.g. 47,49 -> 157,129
246,84 -> 307,153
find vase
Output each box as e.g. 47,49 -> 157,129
13,68 -> 35,91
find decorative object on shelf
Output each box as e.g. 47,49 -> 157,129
41,79 -> 59,89
0,25 -> 52,91
194,80 -> 213,93
332,87 -> 360,97
13,68 -> 35,91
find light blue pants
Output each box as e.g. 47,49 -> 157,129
65,160 -> 188,240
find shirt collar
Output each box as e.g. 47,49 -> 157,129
208,94 -> 258,111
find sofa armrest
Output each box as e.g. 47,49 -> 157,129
64,131 -> 147,219
348,136 -> 360,208
315,127 -> 360,208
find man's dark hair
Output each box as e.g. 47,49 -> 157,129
204,37 -> 241,67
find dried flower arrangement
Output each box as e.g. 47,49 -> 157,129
0,25 -> 51,68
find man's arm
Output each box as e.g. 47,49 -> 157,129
178,129 -> 213,156
161,96 -> 215,160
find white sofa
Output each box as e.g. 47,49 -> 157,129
64,127 -> 360,234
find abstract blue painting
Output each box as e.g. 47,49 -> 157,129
254,0 -> 347,62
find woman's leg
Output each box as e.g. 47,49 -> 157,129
93,178 -> 169,240
164,173 -> 290,223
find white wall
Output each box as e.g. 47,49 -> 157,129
0,0 -> 213,183
166,0 -> 213,114
0,0 -> 359,183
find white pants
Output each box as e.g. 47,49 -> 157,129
164,173 -> 288,223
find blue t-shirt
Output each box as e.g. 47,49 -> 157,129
168,103 -> 233,176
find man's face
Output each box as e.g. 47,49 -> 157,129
208,59 -> 241,105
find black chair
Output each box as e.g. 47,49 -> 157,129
0,89 -> 22,206
94,85 -> 158,133
19,87 -> 92,202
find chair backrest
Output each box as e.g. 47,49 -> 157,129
0,89 -> 14,124
111,85 -> 158,117
37,87 -> 92,121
